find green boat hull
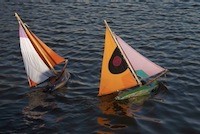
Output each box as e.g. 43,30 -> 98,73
115,81 -> 158,100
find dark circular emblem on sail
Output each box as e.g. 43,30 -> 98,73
109,48 -> 128,74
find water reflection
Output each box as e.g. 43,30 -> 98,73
98,93 -> 130,115
97,82 -> 168,131
22,89 -> 56,120
97,93 -> 133,131
97,92 -> 150,116
97,117 -> 127,132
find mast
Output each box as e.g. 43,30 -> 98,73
15,13 -> 57,75
104,20 -> 142,86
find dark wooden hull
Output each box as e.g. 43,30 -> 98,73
46,68 -> 70,91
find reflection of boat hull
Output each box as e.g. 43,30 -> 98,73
115,81 -> 158,100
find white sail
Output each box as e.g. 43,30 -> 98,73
19,25 -> 54,85
115,35 -> 165,77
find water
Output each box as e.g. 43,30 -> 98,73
0,1 -> 200,133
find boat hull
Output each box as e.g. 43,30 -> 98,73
46,68 -> 70,91
115,81 -> 158,100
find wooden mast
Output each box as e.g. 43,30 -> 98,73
104,20 -> 142,86
15,13 -> 57,75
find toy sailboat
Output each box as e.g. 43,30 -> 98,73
99,20 -> 167,100
15,13 -> 70,90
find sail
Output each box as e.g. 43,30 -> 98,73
98,23 -> 139,96
16,13 -> 66,87
115,35 -> 165,77
19,24 -> 54,87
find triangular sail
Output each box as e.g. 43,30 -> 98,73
19,24 -> 54,87
115,35 -> 165,77
16,13 -> 66,87
98,22 -> 139,96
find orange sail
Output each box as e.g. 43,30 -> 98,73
98,21 -> 139,96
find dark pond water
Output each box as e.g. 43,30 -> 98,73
0,1 -> 199,133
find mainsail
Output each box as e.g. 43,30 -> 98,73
16,13 -> 65,87
98,21 -> 139,96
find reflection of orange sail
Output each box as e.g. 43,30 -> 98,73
98,94 -> 129,115
98,22 -> 139,96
